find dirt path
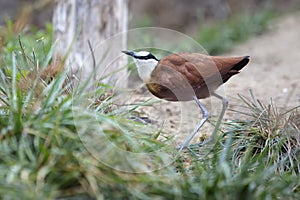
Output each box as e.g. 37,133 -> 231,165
226,12 -> 300,108
127,12 -> 300,146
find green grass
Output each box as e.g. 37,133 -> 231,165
0,20 -> 299,199
196,10 -> 277,55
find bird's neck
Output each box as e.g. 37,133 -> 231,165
134,59 -> 158,83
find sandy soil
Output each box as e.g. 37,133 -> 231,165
125,12 -> 300,147
226,12 -> 300,107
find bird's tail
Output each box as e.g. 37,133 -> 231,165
231,56 -> 250,71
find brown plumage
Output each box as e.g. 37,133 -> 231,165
146,53 -> 249,101
122,50 -> 250,152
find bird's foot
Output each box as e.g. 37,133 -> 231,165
176,144 -> 200,157
188,137 -> 214,148
177,137 -> 214,157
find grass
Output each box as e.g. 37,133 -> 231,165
0,16 -> 299,199
196,10 -> 278,55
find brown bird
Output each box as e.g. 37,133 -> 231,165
122,50 -> 250,151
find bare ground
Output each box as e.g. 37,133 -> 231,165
226,12 -> 300,108
125,12 -> 300,147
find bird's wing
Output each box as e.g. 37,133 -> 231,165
156,53 -> 249,88
149,53 -> 249,100
152,53 -> 220,91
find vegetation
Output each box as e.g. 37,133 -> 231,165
196,10 -> 278,55
0,13 -> 299,200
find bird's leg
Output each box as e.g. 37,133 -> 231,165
187,92 -> 228,150
178,96 -> 209,151
210,92 -> 228,142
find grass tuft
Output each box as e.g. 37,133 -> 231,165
227,91 -> 300,174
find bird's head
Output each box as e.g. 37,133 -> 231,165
122,50 -> 159,82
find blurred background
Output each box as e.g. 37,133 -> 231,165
128,0 -> 299,33
1,0 -> 299,31
0,0 -> 299,55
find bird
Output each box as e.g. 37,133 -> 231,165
122,50 -> 250,151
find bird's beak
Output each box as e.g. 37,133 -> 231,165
121,50 -> 135,57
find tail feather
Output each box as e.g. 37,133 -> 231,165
220,55 -> 250,83
232,56 -> 250,71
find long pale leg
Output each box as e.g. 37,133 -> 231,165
179,93 -> 229,153
178,96 -> 209,151
194,92 -> 228,146
210,93 -> 228,142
